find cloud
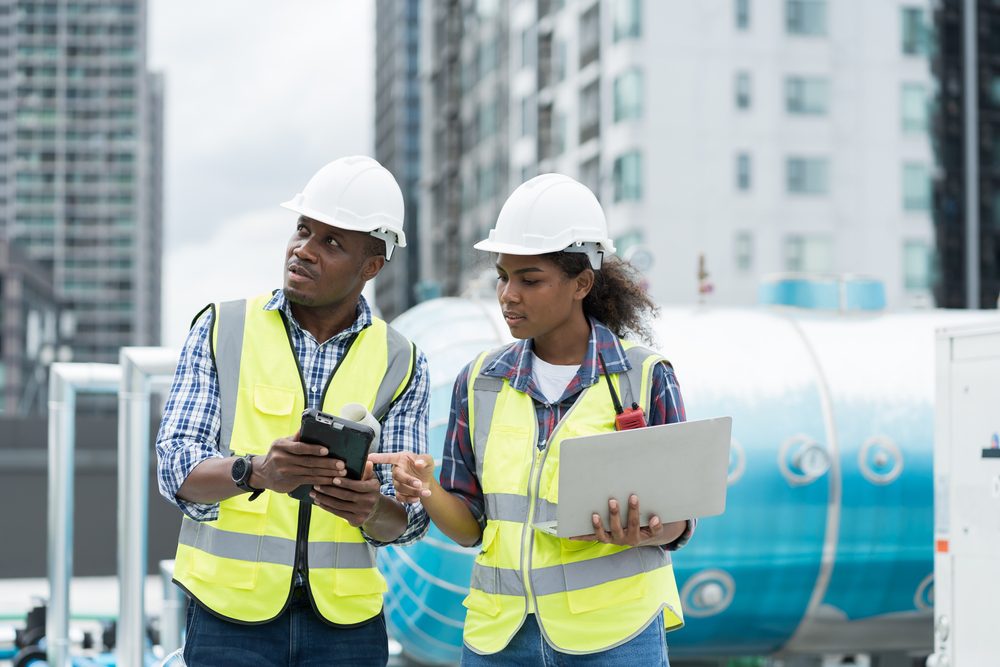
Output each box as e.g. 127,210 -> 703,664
162,207 -> 291,348
148,0 -> 375,340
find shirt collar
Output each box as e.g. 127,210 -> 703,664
265,289 -> 372,343
483,317 -> 631,394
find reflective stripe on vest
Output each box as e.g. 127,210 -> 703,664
178,520 -> 376,569
470,546 -> 670,597
461,340 -> 684,655
172,293 -> 414,625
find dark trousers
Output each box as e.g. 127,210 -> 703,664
183,589 -> 389,667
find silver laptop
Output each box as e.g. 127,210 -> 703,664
533,416 -> 732,538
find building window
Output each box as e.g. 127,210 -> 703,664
787,157 -> 829,194
521,96 -> 536,138
520,28 -> 536,70
613,68 -> 643,122
785,76 -> 829,115
580,156 -> 600,199
735,71 -> 752,109
478,102 -> 497,141
903,240 -> 932,290
613,0 -> 641,42
579,80 -> 600,143
735,0 -> 750,30
901,83 -> 928,133
613,151 -> 642,202
902,162 -> 931,211
786,0 -> 826,36
735,231 -> 754,271
478,40 -> 499,80
554,40 -> 567,82
784,235 -> 833,272
580,4 -> 600,68
736,153 -> 752,190
554,112 -> 567,155
901,7 -> 930,56
477,164 -> 498,203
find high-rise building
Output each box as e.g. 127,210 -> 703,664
420,0 -> 938,309
932,0 -> 1000,309
0,0 -> 163,367
0,237 -> 61,414
420,0 -> 510,299
375,0 -> 423,321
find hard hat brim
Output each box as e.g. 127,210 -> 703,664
281,200 -> 407,248
473,238 -> 615,256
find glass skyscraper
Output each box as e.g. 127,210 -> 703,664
0,0 -> 163,368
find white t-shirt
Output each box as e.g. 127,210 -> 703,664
530,352 -> 580,404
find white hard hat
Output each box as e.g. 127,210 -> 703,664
474,173 -> 615,269
281,156 -> 406,260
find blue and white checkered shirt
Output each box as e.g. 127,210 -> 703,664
155,290 -> 430,547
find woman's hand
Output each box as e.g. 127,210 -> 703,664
570,494 -> 684,547
367,451 -> 436,504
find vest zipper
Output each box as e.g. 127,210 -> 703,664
523,393 -> 587,623
519,416 -> 541,617
295,500 -> 312,593
276,310 -> 359,602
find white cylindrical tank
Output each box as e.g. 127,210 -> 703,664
380,295 -> 999,662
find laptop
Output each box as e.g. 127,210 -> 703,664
533,416 -> 733,538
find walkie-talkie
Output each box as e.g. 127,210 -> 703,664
597,352 -> 648,430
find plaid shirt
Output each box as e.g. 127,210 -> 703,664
155,291 -> 430,547
439,318 -> 695,549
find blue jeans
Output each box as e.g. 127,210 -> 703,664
460,614 -> 669,666
183,589 -> 389,667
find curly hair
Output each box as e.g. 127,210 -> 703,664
545,251 -> 659,345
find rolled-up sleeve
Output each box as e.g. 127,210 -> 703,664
649,361 -> 696,550
364,348 -> 431,547
154,309 -> 225,522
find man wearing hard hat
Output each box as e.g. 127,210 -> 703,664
155,156 -> 429,666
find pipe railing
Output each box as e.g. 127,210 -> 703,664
116,347 -> 179,667
47,363 -> 121,667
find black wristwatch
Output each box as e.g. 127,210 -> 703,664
231,454 -> 263,501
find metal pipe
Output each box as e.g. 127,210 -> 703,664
46,363 -> 120,667
158,559 -> 185,655
963,0 -> 979,308
117,347 -> 178,667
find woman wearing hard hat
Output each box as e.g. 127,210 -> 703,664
371,174 -> 692,665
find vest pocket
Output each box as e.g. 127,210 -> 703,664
332,567 -> 387,597
188,493 -> 274,590
462,584 -> 501,618
463,524 -> 502,617
253,384 -> 295,416
561,543 -> 646,614
191,553 -> 259,591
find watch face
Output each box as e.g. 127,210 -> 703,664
231,456 -> 248,483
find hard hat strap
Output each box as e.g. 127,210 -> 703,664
564,242 -> 604,270
370,228 -> 397,261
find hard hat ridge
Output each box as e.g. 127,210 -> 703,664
281,156 -> 406,260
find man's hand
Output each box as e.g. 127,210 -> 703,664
368,451 -> 435,504
310,461 -> 385,527
252,435 -> 346,494
569,495 -> 679,547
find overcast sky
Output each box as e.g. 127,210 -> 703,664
148,0 -> 375,347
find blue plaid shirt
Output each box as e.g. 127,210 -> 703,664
440,318 -> 695,549
155,291 -> 430,547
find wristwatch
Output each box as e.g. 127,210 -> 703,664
231,454 -> 263,501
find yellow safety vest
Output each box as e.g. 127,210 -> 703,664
462,340 -> 684,655
172,293 -> 416,625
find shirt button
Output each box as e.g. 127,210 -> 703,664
311,385 -> 318,393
